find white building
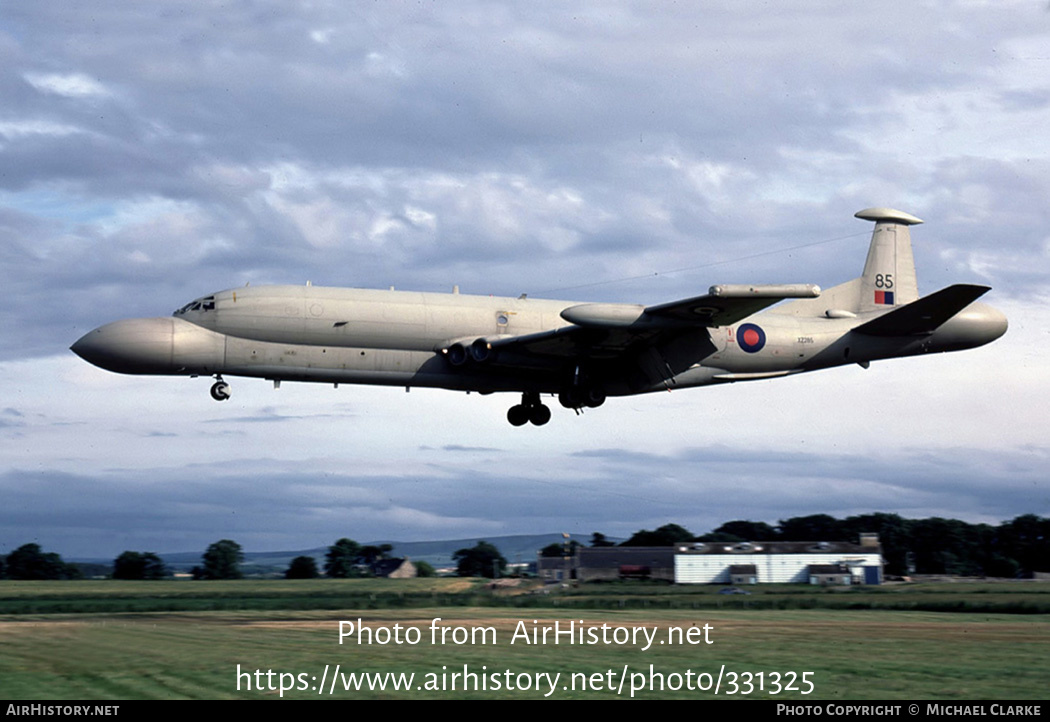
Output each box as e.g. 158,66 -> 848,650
674,537 -> 883,585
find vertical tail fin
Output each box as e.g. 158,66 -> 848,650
855,208 -> 923,312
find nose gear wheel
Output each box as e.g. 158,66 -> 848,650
210,376 -> 231,401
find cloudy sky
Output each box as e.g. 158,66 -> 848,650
2,2 -> 1048,560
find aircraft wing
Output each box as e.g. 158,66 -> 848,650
485,323 -> 656,361
852,284 -> 990,336
643,283 -> 821,327
483,284 -> 820,361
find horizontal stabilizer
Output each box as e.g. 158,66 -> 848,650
852,284 -> 990,337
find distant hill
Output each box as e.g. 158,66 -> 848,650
71,533 -> 618,576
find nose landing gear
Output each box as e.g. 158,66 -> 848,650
507,391 -> 551,426
210,376 -> 231,401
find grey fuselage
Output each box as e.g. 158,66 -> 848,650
70,209 -> 1011,419
70,281 -> 1007,398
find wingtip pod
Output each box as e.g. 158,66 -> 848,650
854,208 -> 924,226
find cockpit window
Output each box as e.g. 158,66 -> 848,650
174,296 -> 216,315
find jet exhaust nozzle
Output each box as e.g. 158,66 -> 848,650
470,338 -> 494,363
445,343 -> 469,366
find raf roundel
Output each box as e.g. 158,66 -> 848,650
737,323 -> 766,353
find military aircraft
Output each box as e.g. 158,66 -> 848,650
71,208 -> 1007,426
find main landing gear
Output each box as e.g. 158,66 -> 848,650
504,381 -> 607,426
558,364 -> 606,412
210,376 -> 231,401
558,385 -> 606,410
507,392 -> 551,427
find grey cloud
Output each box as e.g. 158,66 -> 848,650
441,445 -> 501,453
0,3 -> 1045,562
3,439 -> 1043,558
4,3 -> 1048,362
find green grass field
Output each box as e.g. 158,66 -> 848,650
1,580 -> 1048,700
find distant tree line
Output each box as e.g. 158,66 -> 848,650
6,513 -> 1045,581
453,541 -> 506,578
601,513 -> 1050,577
286,555 -> 320,579
284,538 -> 435,579
320,538 -> 396,578
0,544 -> 81,580
113,551 -> 169,580
192,539 -> 244,580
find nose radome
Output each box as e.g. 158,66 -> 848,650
71,318 -> 176,374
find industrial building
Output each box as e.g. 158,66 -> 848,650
537,534 -> 882,585
674,537 -> 882,585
